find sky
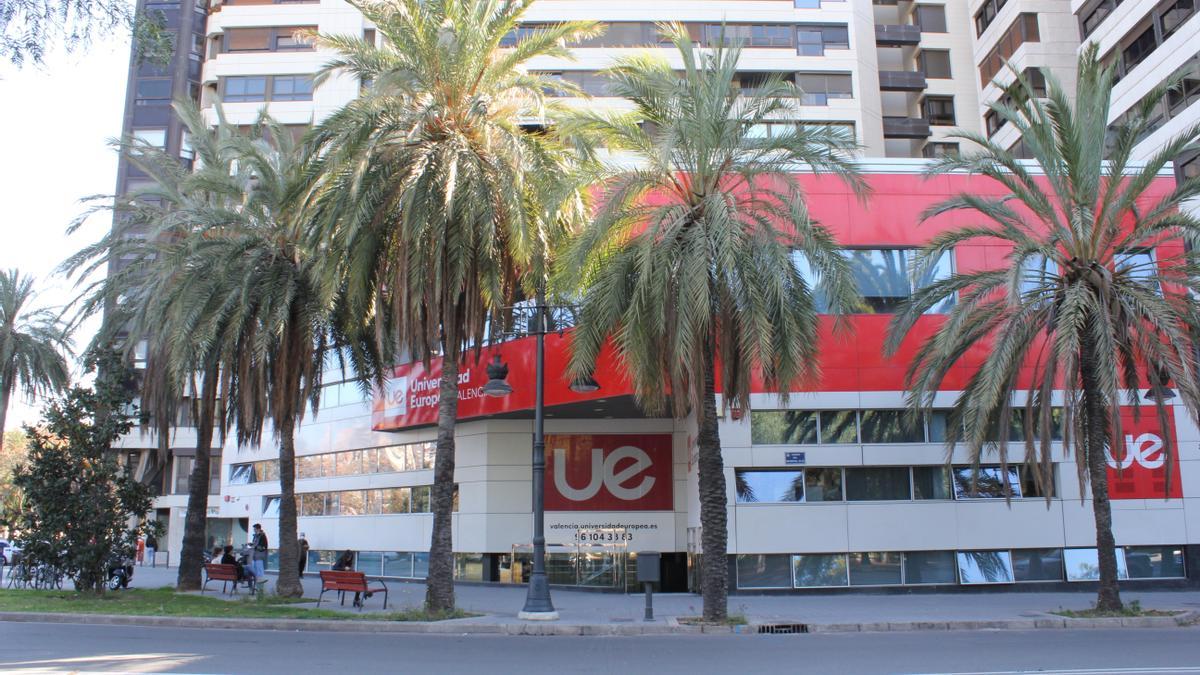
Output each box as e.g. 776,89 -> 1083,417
0,34 -> 132,431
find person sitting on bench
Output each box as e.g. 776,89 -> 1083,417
221,544 -> 256,588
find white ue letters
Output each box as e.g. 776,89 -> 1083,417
1105,433 -> 1165,470
553,445 -> 657,501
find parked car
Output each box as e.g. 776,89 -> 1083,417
0,540 -> 22,566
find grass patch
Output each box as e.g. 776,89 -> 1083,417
1052,600 -> 1182,619
677,614 -> 749,626
0,587 -> 474,622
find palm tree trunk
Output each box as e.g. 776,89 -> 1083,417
425,331 -> 459,613
275,412 -> 303,597
1081,333 -> 1123,611
177,367 -> 218,591
698,337 -> 729,622
0,378 -> 11,453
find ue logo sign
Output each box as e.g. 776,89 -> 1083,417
381,376 -> 408,417
545,434 -> 673,511
1106,433 -> 1166,471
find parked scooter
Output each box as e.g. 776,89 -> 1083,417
107,556 -> 135,590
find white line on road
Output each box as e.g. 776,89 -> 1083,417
907,668 -> 1200,675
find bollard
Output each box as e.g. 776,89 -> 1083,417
636,551 -> 661,622
644,581 -> 654,621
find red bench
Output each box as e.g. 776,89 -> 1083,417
203,563 -> 264,596
318,570 -> 388,610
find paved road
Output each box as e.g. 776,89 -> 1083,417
1,623 -> 1198,674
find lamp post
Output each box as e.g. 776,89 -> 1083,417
483,292 -> 599,621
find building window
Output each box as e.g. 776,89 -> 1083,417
363,28 -> 376,45
704,24 -> 794,48
1159,0 -> 1196,38
1012,548 -> 1064,581
849,552 -> 903,586
912,466 -> 952,500
974,0 -> 1009,35
794,0 -> 822,8
985,109 -> 1005,137
751,409 -> 952,445
979,13 -> 1040,86
263,496 -> 281,518
272,75 -> 314,101
737,554 -> 793,589
845,467 -> 911,501
805,468 -> 843,501
735,470 -> 805,503
904,551 -> 956,584
1177,151 -> 1200,180
793,554 -> 848,587
135,78 -> 172,104
1064,548 -> 1130,581
922,142 -> 958,158
1121,25 -> 1158,72
132,128 -> 167,147
223,76 -> 268,102
179,130 -> 195,161
919,49 -> 951,78
796,24 -> 849,55
858,410 -> 925,443
847,248 -> 953,313
913,5 -> 947,32
1081,0 -> 1122,37
795,73 -> 853,104
952,466 -> 1021,499
1125,546 -> 1186,578
957,551 -> 1015,584
923,96 -> 956,125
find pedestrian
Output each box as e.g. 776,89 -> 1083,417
136,536 -> 145,566
145,533 -> 158,567
250,524 -> 268,579
298,533 -> 310,577
332,550 -> 365,606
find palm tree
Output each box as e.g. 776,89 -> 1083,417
561,24 -> 865,622
299,0 -> 598,613
0,269 -> 72,451
62,101 -> 240,591
885,45 -> 1200,611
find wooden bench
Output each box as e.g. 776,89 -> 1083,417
318,570 -> 388,610
202,563 -> 265,596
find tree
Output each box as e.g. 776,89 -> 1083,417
61,101 -> 243,591
0,269 -> 72,453
1,0 -> 174,67
300,0 -> 597,613
885,46 -> 1200,612
11,348 -> 153,592
561,24 -> 864,621
0,430 -> 30,532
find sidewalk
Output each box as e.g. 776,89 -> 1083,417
114,564 -> 1200,633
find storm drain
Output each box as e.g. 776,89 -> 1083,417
757,623 -> 809,634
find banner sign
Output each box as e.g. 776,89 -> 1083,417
1107,407 -> 1182,499
545,433 -> 674,511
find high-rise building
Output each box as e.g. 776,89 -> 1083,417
110,0 -> 1199,590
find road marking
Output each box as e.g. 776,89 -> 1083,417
907,668 -> 1200,675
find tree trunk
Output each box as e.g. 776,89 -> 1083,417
1081,333 -> 1123,612
698,338 -> 728,622
274,412 -> 303,597
177,368 -> 218,591
425,339 -> 459,614
0,379 -> 11,453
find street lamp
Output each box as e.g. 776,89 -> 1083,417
482,296 -> 599,621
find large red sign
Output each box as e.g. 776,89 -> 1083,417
1107,407 -> 1182,499
544,434 -> 673,511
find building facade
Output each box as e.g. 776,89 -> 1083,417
109,0 -> 1200,590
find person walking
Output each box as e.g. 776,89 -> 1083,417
250,524 -> 268,579
145,534 -> 158,567
298,533 -> 310,578
136,536 -> 145,566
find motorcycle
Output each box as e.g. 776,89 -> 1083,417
107,557 -> 135,590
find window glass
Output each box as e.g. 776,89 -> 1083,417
914,5 -> 948,32
912,466 -> 952,500
1012,548 -> 1064,581
924,96 -> 956,125
365,488 -> 383,514
794,0 -> 821,8
927,411 -> 950,442
411,485 -> 432,512
179,130 -> 194,161
957,551 -> 1014,584
226,27 -> 272,51
336,450 -> 362,476
793,554 -> 848,587
230,463 -> 254,485
859,410 -> 924,443
224,76 -> 267,102
920,50 -> 952,78
903,550 -> 956,584
1124,546 -> 1185,578
805,468 -> 843,501
952,466 -> 1022,499
339,490 -> 365,516
299,492 -> 325,516
384,487 -> 411,513
174,456 -> 193,494
750,410 -> 817,445
379,445 -> 407,472
133,128 -> 167,147
846,467 -> 911,501
847,249 -> 953,314
136,78 -> 172,100
262,496 -> 281,518
1115,250 -> 1157,287
819,410 -> 858,443
922,142 -> 959,159
272,75 -> 314,101
257,460 -> 279,482
848,552 -> 902,585
736,554 -> 794,588
320,454 -> 335,477
383,551 -> 413,577
796,73 -> 853,105
413,552 -> 430,578
1064,548 -> 1129,581
735,470 -> 805,503
356,551 -> 383,575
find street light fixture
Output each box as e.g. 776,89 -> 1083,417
481,296 -> 600,621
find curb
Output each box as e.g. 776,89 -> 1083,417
0,610 -> 1194,636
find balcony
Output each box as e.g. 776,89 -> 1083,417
882,116 -> 931,139
874,24 -> 921,46
878,70 -> 927,91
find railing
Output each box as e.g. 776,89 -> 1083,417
882,116 -> 932,139
874,24 -> 921,45
877,70 -> 928,91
